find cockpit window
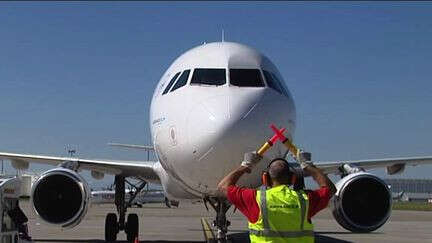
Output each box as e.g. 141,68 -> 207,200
162,72 -> 181,95
270,72 -> 290,97
229,69 -> 264,87
191,68 -> 226,86
263,70 -> 284,94
170,70 -> 190,92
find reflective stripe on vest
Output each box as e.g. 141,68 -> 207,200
248,185 -> 314,242
249,229 -> 314,238
296,190 -> 306,231
260,189 -> 270,230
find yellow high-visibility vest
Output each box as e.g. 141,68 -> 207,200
248,185 -> 314,243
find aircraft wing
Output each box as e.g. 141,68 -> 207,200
314,156 -> 432,175
107,143 -> 154,151
0,152 -> 160,182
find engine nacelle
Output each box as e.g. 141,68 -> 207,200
331,172 -> 392,232
31,168 -> 90,229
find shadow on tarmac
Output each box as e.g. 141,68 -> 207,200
34,232 -> 353,243
228,232 -> 353,243
33,241 -> 203,243
316,231 -> 383,235
315,235 -> 353,243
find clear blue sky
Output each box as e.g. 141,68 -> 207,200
1,2 -> 431,187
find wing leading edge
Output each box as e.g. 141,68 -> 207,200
2,152 -> 431,183
0,152 -> 160,182
315,156 -> 432,175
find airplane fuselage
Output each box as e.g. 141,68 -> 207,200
150,42 -> 296,199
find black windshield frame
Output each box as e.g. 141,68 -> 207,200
229,69 -> 264,87
170,70 -> 191,93
190,68 -> 226,86
263,70 -> 284,95
162,72 -> 181,95
270,72 -> 290,97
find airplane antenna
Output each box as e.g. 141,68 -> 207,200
66,144 -> 77,157
68,149 -> 76,157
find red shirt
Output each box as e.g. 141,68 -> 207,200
227,185 -> 331,224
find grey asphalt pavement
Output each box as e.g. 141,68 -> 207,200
20,200 -> 432,243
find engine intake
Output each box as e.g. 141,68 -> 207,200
32,168 -> 90,228
331,172 -> 392,232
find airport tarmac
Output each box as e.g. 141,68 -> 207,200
20,200 -> 431,243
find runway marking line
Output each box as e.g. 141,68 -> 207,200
201,217 -> 215,243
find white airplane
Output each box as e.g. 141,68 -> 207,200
91,187 -> 179,208
1,42 -> 432,242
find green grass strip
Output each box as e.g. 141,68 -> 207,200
392,202 -> 432,211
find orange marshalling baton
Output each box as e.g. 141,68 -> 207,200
270,124 -> 301,158
256,127 -> 286,156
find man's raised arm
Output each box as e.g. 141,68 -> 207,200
303,163 -> 336,196
217,152 -> 262,197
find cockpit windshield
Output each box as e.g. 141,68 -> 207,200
191,68 -> 226,86
170,70 -> 190,92
263,70 -> 289,97
263,70 -> 284,94
270,72 -> 290,97
162,72 -> 181,95
229,69 -> 264,87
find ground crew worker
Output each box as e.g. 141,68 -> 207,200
218,152 -> 336,243
7,200 -> 31,240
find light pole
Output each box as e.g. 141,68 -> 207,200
68,149 -> 76,157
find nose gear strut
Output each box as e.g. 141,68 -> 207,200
203,197 -> 232,242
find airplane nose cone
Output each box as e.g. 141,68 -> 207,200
186,94 -> 233,162
187,89 -> 292,161
185,89 -> 295,193
187,90 -> 273,165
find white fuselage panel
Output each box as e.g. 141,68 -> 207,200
150,42 -> 296,199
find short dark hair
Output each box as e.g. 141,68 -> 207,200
268,159 -> 293,185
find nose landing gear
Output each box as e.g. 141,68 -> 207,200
104,175 -> 146,242
204,197 -> 232,243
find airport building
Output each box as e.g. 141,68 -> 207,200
385,179 -> 432,193
385,178 -> 432,202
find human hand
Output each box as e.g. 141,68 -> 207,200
300,161 -> 314,170
240,151 -> 262,170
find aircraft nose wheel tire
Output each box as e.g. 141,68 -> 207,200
105,213 -> 118,242
126,213 -> 139,242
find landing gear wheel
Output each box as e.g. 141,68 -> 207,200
126,213 -> 139,242
203,197 -> 231,242
105,213 -> 118,242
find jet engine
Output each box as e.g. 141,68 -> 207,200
331,172 -> 392,232
31,168 -> 91,228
